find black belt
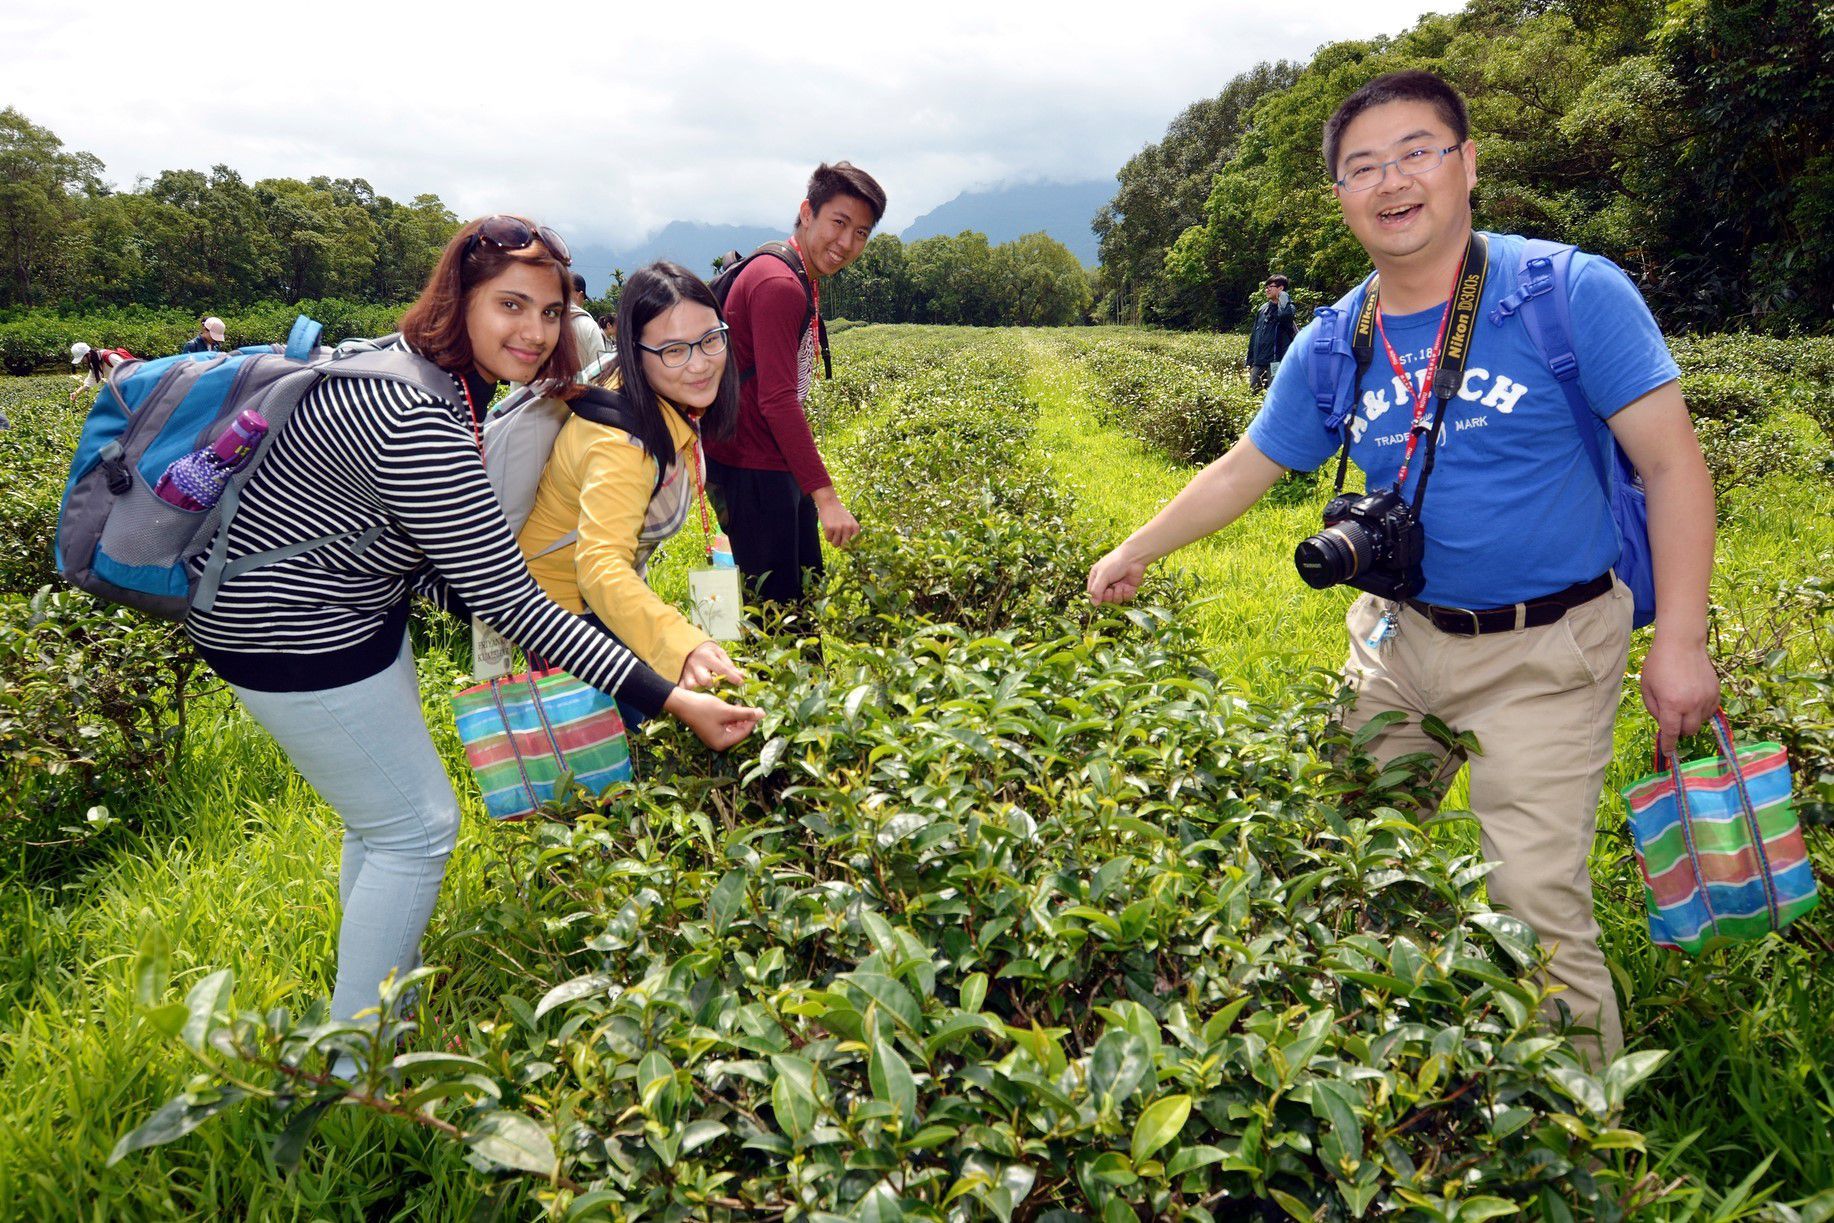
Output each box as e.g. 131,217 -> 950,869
1405,572 -> 1615,636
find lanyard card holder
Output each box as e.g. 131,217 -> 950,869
689,532 -> 743,641
685,440 -> 741,641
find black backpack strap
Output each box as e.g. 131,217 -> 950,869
570,386 -> 665,495
723,241 -> 826,383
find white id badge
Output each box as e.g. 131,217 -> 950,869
470,616 -> 515,680
688,567 -> 743,641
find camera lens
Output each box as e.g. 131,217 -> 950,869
1294,521 -> 1376,589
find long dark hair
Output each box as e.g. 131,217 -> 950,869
398,215 -> 582,400
613,261 -> 739,469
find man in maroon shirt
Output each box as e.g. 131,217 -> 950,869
705,161 -> 887,607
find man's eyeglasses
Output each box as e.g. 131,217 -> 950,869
1334,144 -> 1462,193
466,215 -> 572,265
636,324 -> 729,368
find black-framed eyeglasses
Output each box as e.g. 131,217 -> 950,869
1334,144 -> 1462,192
636,324 -> 729,368
465,214 -> 572,265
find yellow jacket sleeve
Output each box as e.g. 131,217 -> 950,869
569,426 -> 710,682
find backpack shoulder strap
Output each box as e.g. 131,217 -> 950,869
1491,240 -> 1609,488
1307,271 -> 1378,433
724,240 -> 831,383
192,342 -> 461,614
318,346 -> 464,411
570,386 -> 666,495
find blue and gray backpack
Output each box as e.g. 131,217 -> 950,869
55,317 -> 460,621
1305,239 -> 1656,628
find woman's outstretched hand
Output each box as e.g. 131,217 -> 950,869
664,686 -> 763,751
679,641 -> 746,689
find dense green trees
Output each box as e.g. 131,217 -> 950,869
824,230 -> 1092,326
0,108 -> 458,314
1102,0 -> 1833,333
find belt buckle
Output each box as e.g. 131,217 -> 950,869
1440,605 -> 1482,635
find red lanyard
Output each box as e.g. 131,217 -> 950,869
787,235 -> 822,345
456,378 -> 482,456
687,435 -> 716,560
1376,258 -> 1463,488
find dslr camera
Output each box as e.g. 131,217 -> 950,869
1293,487 -> 1425,600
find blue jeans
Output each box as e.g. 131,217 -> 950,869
230,637 -> 460,1022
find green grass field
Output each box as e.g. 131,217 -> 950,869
0,327 -> 1829,1219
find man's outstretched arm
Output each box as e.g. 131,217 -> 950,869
1087,437 -> 1287,604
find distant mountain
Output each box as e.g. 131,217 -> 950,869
573,181 -> 1112,295
900,180 -> 1110,266
574,222 -> 784,296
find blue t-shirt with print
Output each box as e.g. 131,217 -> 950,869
1247,232 -> 1679,608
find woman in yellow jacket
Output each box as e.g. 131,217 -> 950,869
519,261 -> 744,690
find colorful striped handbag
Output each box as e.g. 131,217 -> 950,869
1620,710 -> 1819,954
451,668 -> 632,821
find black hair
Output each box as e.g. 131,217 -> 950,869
802,161 -> 887,226
1323,70 -> 1470,177
570,271 -> 589,298
613,260 -> 739,470
1266,275 -> 1289,288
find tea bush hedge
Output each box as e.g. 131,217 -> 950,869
0,300 -> 408,373
119,335 -> 1699,1220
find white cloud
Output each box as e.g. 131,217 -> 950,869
3,0 -> 1441,247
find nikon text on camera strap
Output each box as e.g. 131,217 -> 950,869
1331,232 -> 1491,524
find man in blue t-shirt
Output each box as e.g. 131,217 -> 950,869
1087,70 -> 1719,1067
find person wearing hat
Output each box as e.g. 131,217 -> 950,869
181,316 -> 227,354
69,341 -> 133,402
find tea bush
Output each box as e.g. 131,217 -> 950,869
0,376 -> 203,877
0,588 -> 202,877
0,300 -> 408,373
1058,337 -> 1260,465
0,375 -> 86,591
121,337 -> 1695,1220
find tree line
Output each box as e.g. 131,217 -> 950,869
821,231 -> 1092,327
1095,0 -> 1831,335
0,106 -> 1094,328
0,109 -> 459,313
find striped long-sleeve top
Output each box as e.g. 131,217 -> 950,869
183,358 -> 675,713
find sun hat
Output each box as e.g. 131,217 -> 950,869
203,317 -> 225,341
70,341 -> 92,364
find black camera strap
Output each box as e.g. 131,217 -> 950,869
1332,232 -> 1491,524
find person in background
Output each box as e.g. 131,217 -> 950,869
69,342 -> 134,402
703,161 -> 885,606
569,272 -> 607,368
183,216 -> 762,1050
182,316 -> 227,354
1246,276 -> 1295,392
521,261 -> 744,691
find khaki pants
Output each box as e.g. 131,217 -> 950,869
1342,579 -> 1633,1065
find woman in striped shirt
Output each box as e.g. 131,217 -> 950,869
186,216 -> 762,1038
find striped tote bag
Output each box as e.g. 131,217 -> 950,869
1620,711 -> 1819,954
451,668 -> 632,821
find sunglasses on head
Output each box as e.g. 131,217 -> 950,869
466,215 -> 572,265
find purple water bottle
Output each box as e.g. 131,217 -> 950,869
153,409 -> 270,511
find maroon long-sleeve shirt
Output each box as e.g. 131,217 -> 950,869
703,255 -> 833,494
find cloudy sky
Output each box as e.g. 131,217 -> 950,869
6,0 -> 1439,248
